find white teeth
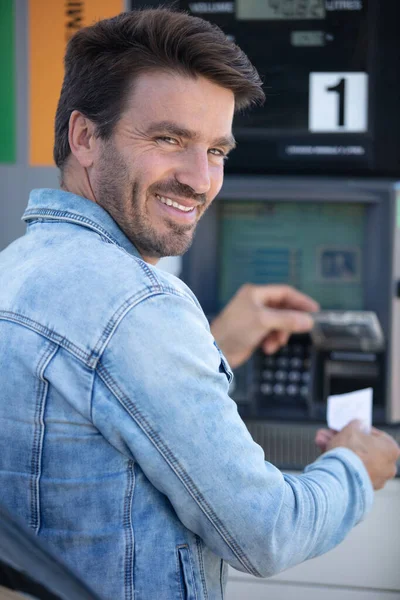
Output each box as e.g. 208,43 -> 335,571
156,194 -> 194,213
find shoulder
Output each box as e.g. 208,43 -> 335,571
0,225 -> 202,365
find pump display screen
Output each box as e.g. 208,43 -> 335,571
131,0 -> 400,175
218,201 -> 365,310
237,0 -> 326,21
179,0 -> 368,135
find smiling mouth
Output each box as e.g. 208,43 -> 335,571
155,193 -> 196,213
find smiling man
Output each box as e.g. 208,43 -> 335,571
0,8 -> 398,600
65,72 -> 235,259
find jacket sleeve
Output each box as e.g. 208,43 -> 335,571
91,289 -> 374,578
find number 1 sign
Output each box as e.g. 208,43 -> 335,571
309,72 -> 368,133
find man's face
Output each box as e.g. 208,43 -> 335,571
92,71 -> 235,261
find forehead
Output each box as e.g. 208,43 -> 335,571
121,71 -> 235,139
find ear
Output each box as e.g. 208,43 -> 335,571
68,110 -> 97,168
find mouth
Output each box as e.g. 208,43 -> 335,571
154,193 -> 199,221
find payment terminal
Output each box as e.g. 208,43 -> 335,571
183,177 -> 400,426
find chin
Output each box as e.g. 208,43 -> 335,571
159,232 -> 194,257
139,237 -> 193,261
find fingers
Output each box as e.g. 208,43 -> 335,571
262,330 -> 290,354
370,426 -> 382,436
315,428 -> 336,450
252,284 -> 320,313
260,307 -> 315,335
260,306 -> 314,354
316,428 -> 336,439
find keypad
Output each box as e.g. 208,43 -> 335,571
288,371 -> 301,382
286,384 -> 299,396
290,357 -> 302,369
262,369 -> 274,381
260,343 -> 311,400
275,370 -> 288,382
276,357 -> 290,369
273,383 -> 285,395
260,383 -> 273,395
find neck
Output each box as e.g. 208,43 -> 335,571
141,255 -> 159,265
61,163 -> 96,203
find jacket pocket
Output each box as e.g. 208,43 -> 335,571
177,545 -> 197,600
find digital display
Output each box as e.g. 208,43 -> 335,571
237,0 -> 326,21
218,201 -> 365,311
180,0 -> 369,139
158,0 -> 398,175
291,30 -> 325,46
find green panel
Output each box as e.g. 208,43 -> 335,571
219,201 -> 366,311
0,0 -> 16,163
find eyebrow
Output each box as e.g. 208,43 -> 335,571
145,120 -> 237,151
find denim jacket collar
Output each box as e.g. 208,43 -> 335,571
22,188 -> 142,260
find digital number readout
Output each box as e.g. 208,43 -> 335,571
237,0 -> 326,21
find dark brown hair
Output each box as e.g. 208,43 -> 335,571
53,7 -> 265,171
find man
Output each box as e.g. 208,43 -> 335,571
0,9 -> 398,600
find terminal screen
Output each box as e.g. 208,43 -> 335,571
218,201 -> 365,311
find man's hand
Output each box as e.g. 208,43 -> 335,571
210,284 -> 319,369
315,421 -> 400,490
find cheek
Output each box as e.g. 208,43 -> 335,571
143,151 -> 174,174
118,145 -> 167,180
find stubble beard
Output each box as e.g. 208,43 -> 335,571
95,142 -> 201,259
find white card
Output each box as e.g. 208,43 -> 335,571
327,388 -> 373,433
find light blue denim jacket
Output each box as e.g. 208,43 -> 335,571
0,188 -> 373,600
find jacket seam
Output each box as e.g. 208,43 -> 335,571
30,341 -> 59,533
312,451 -> 367,516
336,453 -> 367,516
188,546 -> 198,600
0,286 -> 195,370
24,210 -> 171,292
90,288 -> 197,366
176,546 -> 186,600
24,211 -> 174,292
353,470 -> 366,515
123,461 -> 135,600
96,362 -> 262,577
195,536 -> 208,600
0,311 -> 90,365
22,210 -> 121,247
134,257 -> 160,288
177,545 -> 198,600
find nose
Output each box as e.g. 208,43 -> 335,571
175,148 -> 211,196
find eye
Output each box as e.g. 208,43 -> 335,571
209,148 -> 229,161
157,136 -> 179,145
